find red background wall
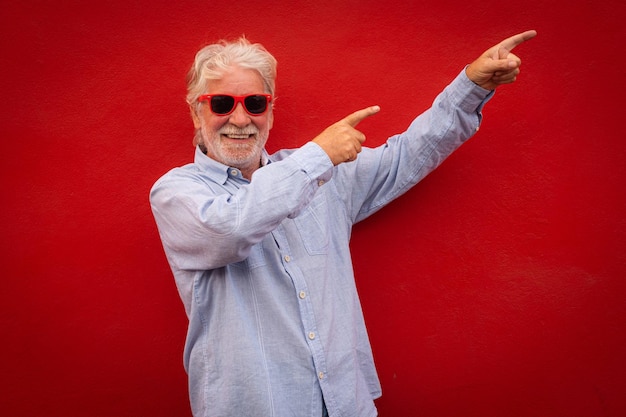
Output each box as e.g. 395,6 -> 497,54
2,1 -> 624,416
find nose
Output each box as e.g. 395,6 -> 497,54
228,103 -> 251,127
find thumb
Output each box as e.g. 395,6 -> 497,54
497,46 -> 520,68
498,46 -> 510,60
342,105 -> 381,127
486,54 -> 519,73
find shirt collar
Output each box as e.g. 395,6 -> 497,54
193,146 -> 270,184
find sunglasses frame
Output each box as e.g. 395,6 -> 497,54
197,94 -> 273,116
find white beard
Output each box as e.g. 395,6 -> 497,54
200,123 -> 268,168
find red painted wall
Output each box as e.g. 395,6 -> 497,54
2,1 -> 625,416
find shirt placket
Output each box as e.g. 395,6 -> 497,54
271,224 -> 330,398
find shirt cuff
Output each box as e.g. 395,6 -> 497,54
454,67 -> 495,123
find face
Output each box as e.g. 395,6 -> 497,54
191,66 -> 273,176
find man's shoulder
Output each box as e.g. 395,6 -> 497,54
268,147 -> 298,162
151,161 -> 227,196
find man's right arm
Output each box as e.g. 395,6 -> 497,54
149,142 -> 333,271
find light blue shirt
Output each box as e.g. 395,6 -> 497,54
150,69 -> 493,417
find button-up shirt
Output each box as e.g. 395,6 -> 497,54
150,69 -> 493,417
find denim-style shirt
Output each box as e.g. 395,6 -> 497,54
150,69 -> 493,417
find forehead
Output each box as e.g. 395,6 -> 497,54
207,66 -> 265,94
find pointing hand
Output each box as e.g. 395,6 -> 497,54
312,106 -> 381,165
466,30 -> 537,90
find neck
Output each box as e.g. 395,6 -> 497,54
240,157 -> 262,180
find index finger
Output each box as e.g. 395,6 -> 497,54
500,30 -> 537,53
342,105 -> 381,127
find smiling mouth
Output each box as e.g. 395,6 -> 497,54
223,133 -> 254,140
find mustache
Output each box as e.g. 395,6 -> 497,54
218,125 -> 260,136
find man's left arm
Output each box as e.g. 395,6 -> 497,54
339,30 -> 538,222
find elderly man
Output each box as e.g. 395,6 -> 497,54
150,30 -> 537,417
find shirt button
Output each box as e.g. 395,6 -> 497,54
230,169 -> 238,176
318,372 -> 324,379
284,255 -> 291,262
318,180 -> 325,186
299,291 -> 306,299
308,332 -> 316,340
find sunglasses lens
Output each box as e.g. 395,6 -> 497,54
210,95 -> 235,115
244,95 -> 268,114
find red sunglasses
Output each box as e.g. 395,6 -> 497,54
197,94 -> 272,116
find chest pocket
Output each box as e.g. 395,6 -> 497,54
293,195 -> 330,256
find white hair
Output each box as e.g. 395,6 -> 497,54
186,36 -> 277,108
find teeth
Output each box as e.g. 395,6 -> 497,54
226,134 -> 251,139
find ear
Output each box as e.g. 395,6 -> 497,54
190,104 -> 202,129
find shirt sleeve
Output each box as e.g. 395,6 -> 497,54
333,68 -> 494,223
149,142 -> 333,271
